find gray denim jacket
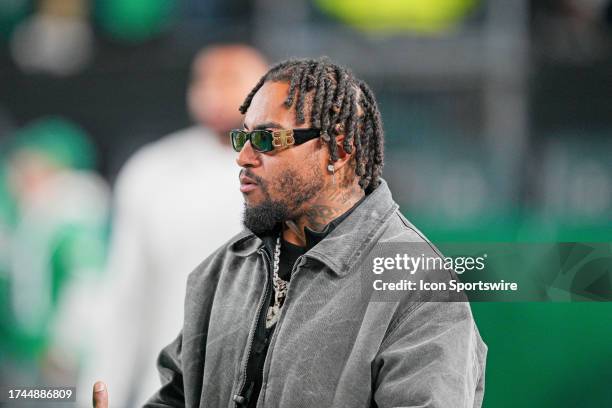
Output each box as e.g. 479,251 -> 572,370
144,181 -> 487,408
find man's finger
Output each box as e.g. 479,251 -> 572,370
92,381 -> 108,408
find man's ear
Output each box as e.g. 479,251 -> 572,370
332,134 -> 354,171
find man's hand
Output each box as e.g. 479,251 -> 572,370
92,381 -> 108,408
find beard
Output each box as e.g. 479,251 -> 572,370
242,163 -> 324,235
243,198 -> 290,235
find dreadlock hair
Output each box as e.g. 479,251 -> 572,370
239,57 -> 384,194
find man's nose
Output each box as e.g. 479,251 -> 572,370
236,141 -> 261,168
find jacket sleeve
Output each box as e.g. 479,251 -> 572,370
372,302 -> 487,408
143,331 -> 186,407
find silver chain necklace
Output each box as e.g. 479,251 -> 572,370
266,236 -> 288,328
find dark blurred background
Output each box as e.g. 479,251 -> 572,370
0,0 -> 611,407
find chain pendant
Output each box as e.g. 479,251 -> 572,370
266,235 -> 288,329
266,305 -> 280,328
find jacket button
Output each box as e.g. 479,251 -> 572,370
233,394 -> 247,405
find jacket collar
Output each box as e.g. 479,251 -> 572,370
229,179 -> 399,276
228,230 -> 262,257
306,180 -> 398,276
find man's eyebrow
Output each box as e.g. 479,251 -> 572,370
242,122 -> 284,130
253,122 -> 283,130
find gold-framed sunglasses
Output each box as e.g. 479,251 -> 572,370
230,128 -> 320,153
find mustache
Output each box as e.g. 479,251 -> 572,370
239,169 -> 265,185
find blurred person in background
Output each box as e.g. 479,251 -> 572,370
0,117 -> 109,389
80,44 -> 268,408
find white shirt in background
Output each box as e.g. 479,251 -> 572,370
80,126 -> 244,407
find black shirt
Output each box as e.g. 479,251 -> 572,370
277,239 -> 305,281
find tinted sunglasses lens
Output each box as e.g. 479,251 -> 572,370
230,130 -> 247,152
250,130 -> 273,152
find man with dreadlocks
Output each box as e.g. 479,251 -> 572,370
92,58 -> 487,408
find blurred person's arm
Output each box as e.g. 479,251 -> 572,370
372,302 -> 487,408
80,157 -> 155,408
46,171 -> 110,374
